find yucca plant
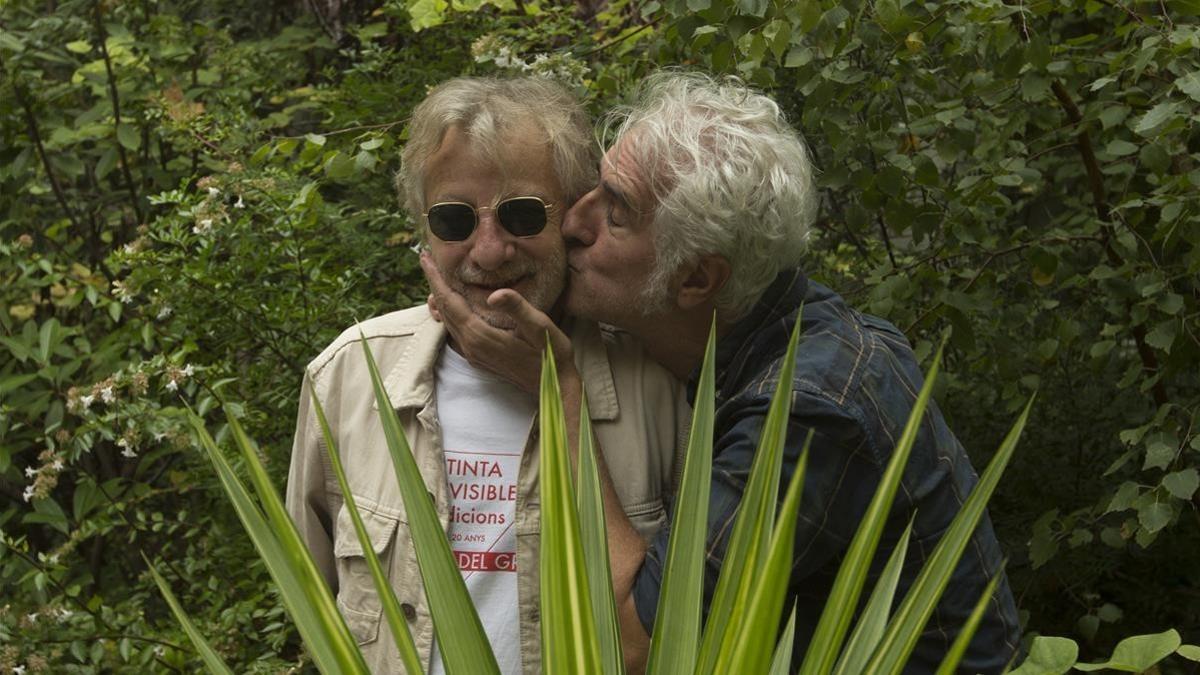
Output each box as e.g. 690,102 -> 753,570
149,320 -> 1035,674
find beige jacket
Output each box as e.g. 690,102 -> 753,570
285,305 -> 688,674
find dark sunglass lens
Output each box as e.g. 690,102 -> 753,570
497,198 -> 547,237
427,204 -> 476,241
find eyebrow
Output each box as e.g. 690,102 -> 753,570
602,180 -> 633,210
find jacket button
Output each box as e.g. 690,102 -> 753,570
402,603 -> 417,621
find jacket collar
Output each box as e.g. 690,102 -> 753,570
379,309 -> 620,421
381,309 -> 445,411
687,268 -> 808,403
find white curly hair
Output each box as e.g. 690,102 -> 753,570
603,71 -> 818,319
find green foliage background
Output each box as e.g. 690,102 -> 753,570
0,0 -> 1197,670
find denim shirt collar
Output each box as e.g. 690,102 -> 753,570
686,268 -> 808,405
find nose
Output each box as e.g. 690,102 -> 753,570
562,187 -> 600,248
468,211 -> 516,271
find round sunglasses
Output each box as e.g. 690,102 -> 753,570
424,196 -> 553,242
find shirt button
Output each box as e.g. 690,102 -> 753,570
402,603 -> 417,621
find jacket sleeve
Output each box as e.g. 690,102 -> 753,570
285,369 -> 339,591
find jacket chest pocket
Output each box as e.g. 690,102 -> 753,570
333,500 -> 401,646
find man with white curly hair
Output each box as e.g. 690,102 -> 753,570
289,76 -> 688,675
431,71 -> 1020,672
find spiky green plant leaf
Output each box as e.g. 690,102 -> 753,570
358,335 -> 500,675
308,382 -> 425,674
935,560 -> 1007,675
645,321 -> 717,675
863,395 -> 1035,672
799,338 -> 947,675
187,413 -> 368,674
718,440 -> 811,674
832,517 -> 916,675
768,603 -> 798,675
143,554 -> 235,675
576,389 -> 624,675
539,344 -> 602,673
698,313 -> 804,674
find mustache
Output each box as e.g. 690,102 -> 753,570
454,263 -> 537,286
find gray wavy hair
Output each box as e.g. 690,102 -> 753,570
605,71 -> 818,319
397,76 -> 597,234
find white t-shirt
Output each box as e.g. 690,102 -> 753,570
428,346 -> 534,675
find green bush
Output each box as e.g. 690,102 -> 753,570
2,0 -> 1197,670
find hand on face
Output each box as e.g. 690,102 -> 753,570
421,251 -> 575,395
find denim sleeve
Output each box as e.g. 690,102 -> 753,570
632,395 -> 878,634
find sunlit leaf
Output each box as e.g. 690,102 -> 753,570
718,441 -> 810,674
359,335 -> 499,674
699,312 -> 804,674
539,344 -> 602,673
1074,629 -> 1181,671
308,382 -> 424,674
188,413 -> 368,674
768,603 -> 798,675
576,389 -> 624,675
646,322 -> 716,675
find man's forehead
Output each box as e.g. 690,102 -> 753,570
601,136 -> 655,209
425,126 -> 562,198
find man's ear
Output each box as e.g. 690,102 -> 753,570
675,254 -> 731,310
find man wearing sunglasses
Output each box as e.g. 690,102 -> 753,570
428,71 -> 1020,673
286,76 -> 688,675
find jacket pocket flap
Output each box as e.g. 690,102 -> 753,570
333,500 -> 399,558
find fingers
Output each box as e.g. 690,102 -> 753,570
487,289 -> 574,367
427,294 -> 443,322
487,289 -> 556,344
419,251 -> 475,330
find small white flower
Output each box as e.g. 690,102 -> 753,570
51,459 -> 64,471
22,485 -> 35,502
123,242 -> 136,254
14,664 -> 27,675
80,394 -> 95,409
154,645 -> 165,656
100,386 -> 115,404
47,553 -> 60,565
234,195 -> 245,209
26,612 -> 37,623
24,466 -> 38,478
120,447 -> 138,459
111,279 -> 134,303
153,430 -> 167,441
181,363 -> 195,377
193,218 -> 213,234
156,304 -> 173,319
116,437 -> 131,449
58,607 -> 74,620
166,379 -> 179,392
207,186 -> 220,198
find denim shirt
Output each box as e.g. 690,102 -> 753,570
631,269 -> 1020,673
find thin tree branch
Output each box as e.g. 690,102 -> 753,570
1048,79 -> 1169,407
7,75 -> 85,233
93,0 -> 143,228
